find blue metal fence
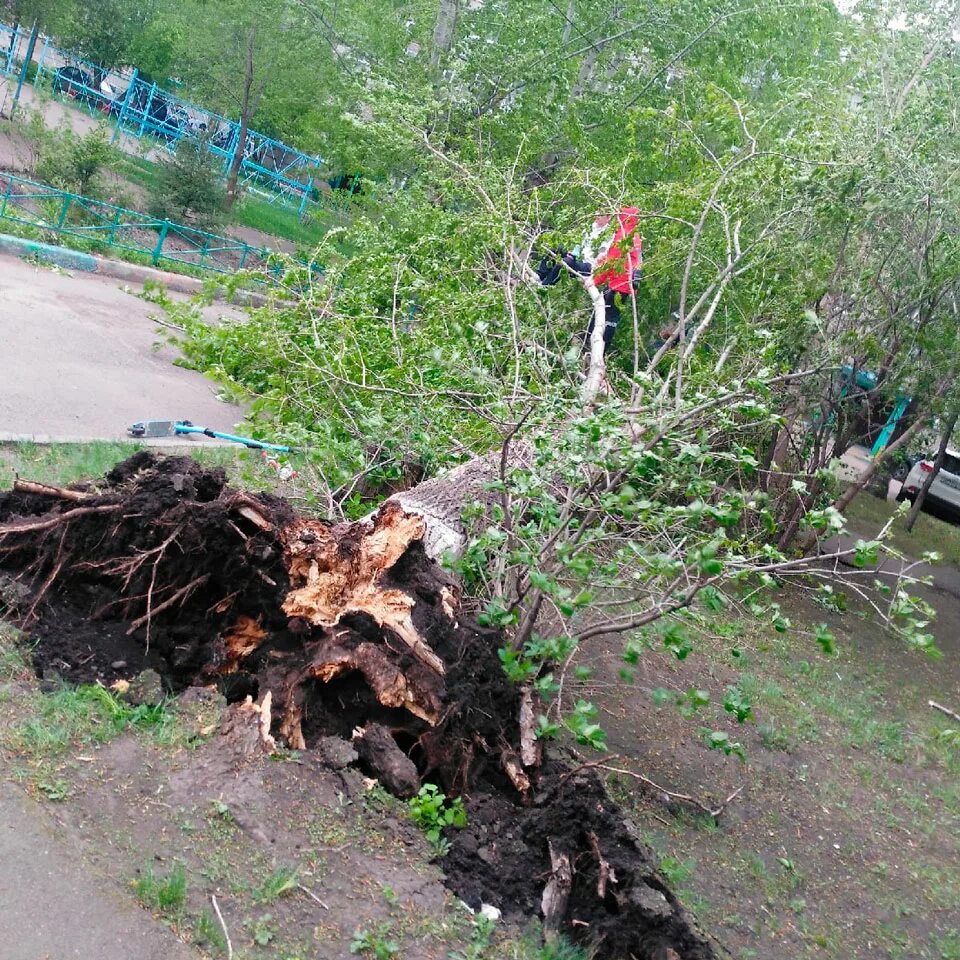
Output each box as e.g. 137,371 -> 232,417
0,171 -> 317,278
0,21 -> 322,215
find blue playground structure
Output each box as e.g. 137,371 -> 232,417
827,364 -> 912,458
0,21 -> 323,215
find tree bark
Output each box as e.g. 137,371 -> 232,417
226,26 -> 257,211
905,408 -> 958,532
431,0 -> 460,70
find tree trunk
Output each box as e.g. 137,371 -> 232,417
431,0 -> 460,70
905,408 -> 958,532
226,26 -> 257,211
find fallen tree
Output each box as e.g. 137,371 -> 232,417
0,452 -> 715,959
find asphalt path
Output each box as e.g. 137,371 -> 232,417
0,253 -> 241,440
0,780 -> 197,960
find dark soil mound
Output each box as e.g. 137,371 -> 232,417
0,454 -> 714,960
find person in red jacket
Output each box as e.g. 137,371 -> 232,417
536,207 -> 642,352
586,207 -> 642,349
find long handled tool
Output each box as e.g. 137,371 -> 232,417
128,419 -> 294,453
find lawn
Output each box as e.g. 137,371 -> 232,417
844,490 -> 960,566
115,154 -> 339,250
580,494 -> 960,960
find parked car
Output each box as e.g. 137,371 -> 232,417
898,448 -> 960,516
52,65 -> 119,114
52,65 -> 96,102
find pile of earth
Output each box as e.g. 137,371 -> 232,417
0,453 -> 713,959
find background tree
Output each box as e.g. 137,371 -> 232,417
170,0 -> 326,208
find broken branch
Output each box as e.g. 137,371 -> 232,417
297,884 -> 330,910
588,831 -> 618,899
930,700 -> 960,724
541,841 -> 573,935
13,479 -> 90,501
211,895 -> 233,960
599,764 -> 743,820
0,504 -> 120,536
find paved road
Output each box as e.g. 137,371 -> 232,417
0,781 -> 196,960
0,254 -> 240,440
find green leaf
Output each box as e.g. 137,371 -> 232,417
814,623 -> 837,656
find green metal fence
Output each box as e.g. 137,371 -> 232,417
0,172 -> 301,277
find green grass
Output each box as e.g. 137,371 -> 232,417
254,865 -> 300,903
0,623 -> 32,682
115,154 -> 162,194
6,684 -> 174,761
117,154 -> 335,250
134,860 -> 188,914
233,195 -> 336,249
845,492 -> 960,565
0,441 -> 249,490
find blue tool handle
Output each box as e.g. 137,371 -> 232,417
174,423 -> 293,453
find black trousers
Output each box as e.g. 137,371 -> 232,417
585,289 -> 621,352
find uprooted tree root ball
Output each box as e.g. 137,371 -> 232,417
0,453 -> 713,959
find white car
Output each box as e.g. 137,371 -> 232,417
899,449 -> 960,514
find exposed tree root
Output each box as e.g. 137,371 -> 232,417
0,453 -> 714,960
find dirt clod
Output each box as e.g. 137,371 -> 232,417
354,723 -> 421,798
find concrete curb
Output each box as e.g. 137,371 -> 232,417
0,234 -> 269,307
0,233 -> 97,272
94,256 -> 205,295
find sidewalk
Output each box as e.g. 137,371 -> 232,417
0,780 -> 196,960
0,252 -> 242,440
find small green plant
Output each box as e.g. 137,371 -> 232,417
254,865 -> 299,903
35,122 -> 119,197
450,913 -> 495,960
36,777 -> 70,801
194,910 -> 228,952
538,935 -> 590,960
250,913 -> 277,946
350,924 -> 400,959
135,861 -> 188,913
148,137 -> 227,231
380,883 -> 398,906
409,784 -> 467,849
210,798 -> 233,820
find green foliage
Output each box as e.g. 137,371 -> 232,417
254,865 -> 299,903
249,913 -> 277,946
163,0 -> 957,763
723,686 -> 754,724
134,861 -> 187,913
408,784 -> 467,849
537,937 -> 590,960
147,138 -> 226,231
34,123 -> 118,198
701,730 -> 747,762
814,624 -> 837,657
11,683 -> 173,759
449,914 -> 496,960
350,924 -> 400,960
565,700 -> 607,752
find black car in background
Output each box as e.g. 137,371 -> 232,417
52,65 -> 97,102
